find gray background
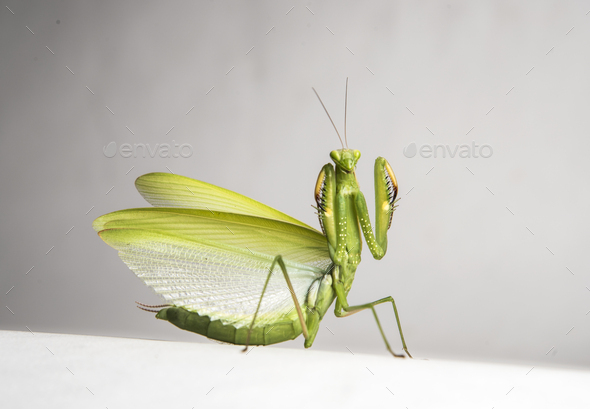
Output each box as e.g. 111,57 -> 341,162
1,0 -> 589,368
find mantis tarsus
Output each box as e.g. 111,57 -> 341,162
94,80 -> 412,358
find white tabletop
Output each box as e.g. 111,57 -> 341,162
2,330 -> 589,408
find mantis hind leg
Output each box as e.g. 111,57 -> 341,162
244,255 -> 310,351
333,282 -> 412,358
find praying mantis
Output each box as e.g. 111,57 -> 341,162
93,80 -> 412,358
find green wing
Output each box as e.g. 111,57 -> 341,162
135,173 -> 315,230
94,208 -> 331,328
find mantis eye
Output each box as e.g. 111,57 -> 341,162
353,150 -> 361,160
330,150 -> 341,162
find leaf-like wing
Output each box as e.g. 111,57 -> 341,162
95,208 -> 332,328
135,173 -> 315,230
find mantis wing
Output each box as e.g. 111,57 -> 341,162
94,208 -> 331,328
135,173 -> 315,230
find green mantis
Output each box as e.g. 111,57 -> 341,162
93,81 -> 412,358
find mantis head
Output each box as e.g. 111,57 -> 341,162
330,149 -> 361,173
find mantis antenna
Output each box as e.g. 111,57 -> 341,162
312,87 -> 344,149
344,77 -> 349,149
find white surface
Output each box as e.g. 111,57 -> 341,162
2,330 -> 589,409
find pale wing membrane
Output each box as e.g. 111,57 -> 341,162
93,208 -> 330,269
99,229 -> 323,327
96,209 -> 332,328
135,173 -> 314,230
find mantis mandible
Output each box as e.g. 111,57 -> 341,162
93,79 -> 412,357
